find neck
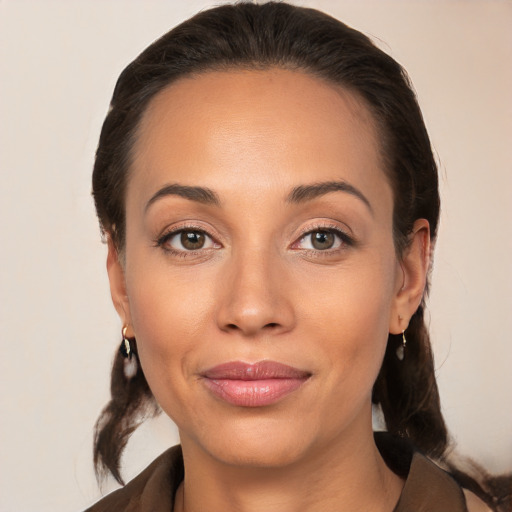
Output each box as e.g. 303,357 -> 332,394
175,423 -> 403,512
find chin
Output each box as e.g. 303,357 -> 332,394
186,414 -> 321,469
211,437 -> 309,469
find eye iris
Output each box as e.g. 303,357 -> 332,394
181,231 -> 205,250
312,231 -> 335,250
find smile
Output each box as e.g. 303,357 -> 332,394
201,360 -> 311,407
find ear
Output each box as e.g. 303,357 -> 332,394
389,219 -> 431,334
106,237 -> 132,331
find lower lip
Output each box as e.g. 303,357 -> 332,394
202,377 -> 308,407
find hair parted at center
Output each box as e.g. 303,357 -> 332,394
91,3 -> 509,510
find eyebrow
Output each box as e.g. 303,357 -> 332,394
287,180 -> 373,214
144,179 -> 372,214
145,183 -> 221,212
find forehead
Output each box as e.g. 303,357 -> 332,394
129,68 -> 390,211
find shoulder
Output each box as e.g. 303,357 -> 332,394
463,489 -> 493,512
376,433 -> 495,512
83,445 -> 183,512
399,451 -> 494,512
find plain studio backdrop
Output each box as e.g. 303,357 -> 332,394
0,1 -> 511,511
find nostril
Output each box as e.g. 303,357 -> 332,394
224,322 -> 279,332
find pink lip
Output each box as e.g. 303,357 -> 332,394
201,361 -> 311,407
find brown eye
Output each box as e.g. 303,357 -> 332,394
293,228 -> 350,252
311,231 -> 335,250
157,227 -> 219,255
180,231 -> 206,250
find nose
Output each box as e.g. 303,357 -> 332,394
215,247 -> 296,337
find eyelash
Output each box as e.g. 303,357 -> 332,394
293,224 -> 355,256
154,224 -> 219,258
154,223 -> 355,258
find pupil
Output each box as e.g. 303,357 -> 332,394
312,231 -> 334,250
181,231 -> 205,250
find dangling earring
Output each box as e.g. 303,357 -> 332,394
120,326 -> 138,378
120,326 -> 132,359
396,330 -> 406,361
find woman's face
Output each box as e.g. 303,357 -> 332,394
109,69 -> 423,467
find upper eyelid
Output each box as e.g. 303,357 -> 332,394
299,224 -> 344,234
158,222 -> 218,239
295,223 -> 353,239
163,228 -> 214,240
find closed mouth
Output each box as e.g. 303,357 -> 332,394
200,360 -> 311,407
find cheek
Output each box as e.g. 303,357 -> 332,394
127,247 -> 216,337
124,257 -> 218,407
302,252 -> 397,385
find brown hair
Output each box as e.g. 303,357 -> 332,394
91,3 -> 509,509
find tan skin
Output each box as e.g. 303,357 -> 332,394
107,69 -> 488,511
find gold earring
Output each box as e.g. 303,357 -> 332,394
120,326 -> 138,379
120,326 -> 133,360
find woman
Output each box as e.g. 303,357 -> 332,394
86,2 -> 509,511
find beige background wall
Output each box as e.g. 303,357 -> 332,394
0,1 -> 511,511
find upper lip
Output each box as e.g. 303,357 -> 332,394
201,360 -> 311,380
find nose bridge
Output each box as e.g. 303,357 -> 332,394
216,242 -> 294,336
